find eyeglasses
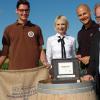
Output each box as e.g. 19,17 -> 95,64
18,9 -> 30,13
95,16 -> 100,19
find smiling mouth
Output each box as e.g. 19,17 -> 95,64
81,18 -> 87,21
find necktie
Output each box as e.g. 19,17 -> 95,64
58,36 -> 66,59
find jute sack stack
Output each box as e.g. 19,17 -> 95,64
0,66 -> 49,100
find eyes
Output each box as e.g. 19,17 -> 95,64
56,23 -> 66,26
78,12 -> 87,17
18,9 -> 30,13
95,16 -> 100,19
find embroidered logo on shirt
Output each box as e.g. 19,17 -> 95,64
28,31 -> 34,37
90,33 -> 93,37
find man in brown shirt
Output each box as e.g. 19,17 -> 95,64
0,0 -> 48,69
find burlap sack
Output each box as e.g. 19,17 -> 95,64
0,66 -> 49,100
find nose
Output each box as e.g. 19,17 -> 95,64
80,14 -> 85,19
23,11 -> 28,14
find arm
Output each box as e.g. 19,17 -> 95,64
76,33 -> 83,61
46,38 -> 52,64
37,27 -> 49,67
40,47 -> 51,68
81,35 -> 98,81
40,48 -> 47,65
0,28 -> 9,68
76,33 -> 81,56
86,34 -> 98,76
71,39 -> 76,58
76,35 -> 90,65
0,56 -> 6,68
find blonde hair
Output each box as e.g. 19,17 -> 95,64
54,15 -> 69,29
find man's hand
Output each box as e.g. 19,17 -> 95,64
76,55 -> 90,65
76,54 -> 82,60
80,56 -> 90,65
81,75 -> 94,81
43,62 -> 51,69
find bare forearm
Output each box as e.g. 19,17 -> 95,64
40,49 -> 48,64
0,56 -> 6,68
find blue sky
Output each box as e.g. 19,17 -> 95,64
0,0 -> 99,49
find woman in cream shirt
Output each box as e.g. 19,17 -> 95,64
46,15 -> 76,64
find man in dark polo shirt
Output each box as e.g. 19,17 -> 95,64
82,3 -> 100,99
76,4 -> 99,75
0,0 -> 48,69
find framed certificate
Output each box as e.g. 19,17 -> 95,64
51,58 -> 80,83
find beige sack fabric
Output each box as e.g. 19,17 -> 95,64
0,66 -> 49,100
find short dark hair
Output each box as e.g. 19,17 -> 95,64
16,0 -> 30,9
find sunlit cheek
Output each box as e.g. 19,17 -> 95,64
56,26 -> 60,29
55,27 -> 59,32
64,28 -> 67,32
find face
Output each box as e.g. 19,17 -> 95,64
95,6 -> 100,25
16,4 -> 30,22
77,6 -> 91,25
55,18 -> 67,35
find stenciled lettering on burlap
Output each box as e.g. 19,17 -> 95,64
7,85 -> 37,100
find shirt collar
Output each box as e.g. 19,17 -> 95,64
82,20 -> 98,30
56,33 -> 66,38
15,20 -> 31,26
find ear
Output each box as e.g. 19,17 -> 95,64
16,9 -> 18,14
